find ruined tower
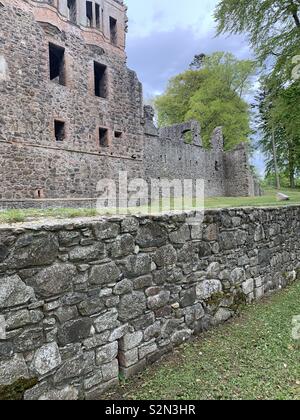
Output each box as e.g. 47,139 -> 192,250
0,0 -> 144,203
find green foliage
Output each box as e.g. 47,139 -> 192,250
256,77 -> 300,188
215,0 -> 300,85
0,378 -> 38,401
155,52 -> 255,149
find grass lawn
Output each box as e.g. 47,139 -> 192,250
0,188 -> 299,224
105,282 -> 300,401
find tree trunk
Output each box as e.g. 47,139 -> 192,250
271,124 -> 281,189
288,144 -> 296,188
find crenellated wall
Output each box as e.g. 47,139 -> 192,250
0,206 -> 299,400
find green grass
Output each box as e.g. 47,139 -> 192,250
0,188 -> 299,224
205,188 -> 300,209
105,282 -> 300,401
0,208 -> 98,224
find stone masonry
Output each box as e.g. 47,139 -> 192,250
0,0 -> 257,207
0,206 -> 299,399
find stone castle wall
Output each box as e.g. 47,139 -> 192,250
0,0 -> 144,200
0,206 -> 299,400
144,117 -> 255,198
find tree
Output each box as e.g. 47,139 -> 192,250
215,0 -> 300,84
256,78 -> 300,188
154,52 -> 255,149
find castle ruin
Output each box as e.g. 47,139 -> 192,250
0,0 -> 258,208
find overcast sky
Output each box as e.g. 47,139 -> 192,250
125,0 -> 264,175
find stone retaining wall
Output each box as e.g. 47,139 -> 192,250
0,206 -> 299,400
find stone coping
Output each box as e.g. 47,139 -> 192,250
0,205 -> 299,230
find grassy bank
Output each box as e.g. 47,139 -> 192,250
0,188 -> 299,224
105,281 -> 300,401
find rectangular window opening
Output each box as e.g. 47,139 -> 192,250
109,17 -> 118,45
67,0 -> 77,24
95,3 -> 100,28
114,131 -> 122,139
99,128 -> 109,147
49,43 -> 66,86
94,62 -> 107,98
86,1 -> 93,27
54,120 -> 65,142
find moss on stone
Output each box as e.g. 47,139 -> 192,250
206,292 -> 224,307
230,290 -> 247,313
0,378 -> 38,401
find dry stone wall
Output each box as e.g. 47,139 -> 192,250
0,206 -> 299,400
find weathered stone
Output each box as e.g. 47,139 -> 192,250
254,225 -> 265,242
113,279 -> 133,295
230,268 -> 246,285
133,275 -> 153,290
196,280 -> 222,300
109,324 -> 128,342
110,234 -> 135,258
0,342 -> 14,358
258,248 -> 271,266
96,342 -> 118,365
28,264 -> 76,298
207,262 -> 221,279
144,321 -> 161,341
171,329 -> 192,345
184,304 -> 205,326
277,193 -> 290,201
119,292 -> 147,321
58,319 -> 92,345
53,357 -> 83,384
147,291 -> 170,310
121,217 -> 139,233
0,275 -> 35,309
0,354 -> 29,386
169,225 -> 190,244
180,287 -> 196,308
6,233 -> 58,269
120,331 -> 143,351
84,371 -> 103,390
58,231 -> 81,247
242,278 -> 255,295
54,306 -> 78,323
14,328 -> 44,352
161,319 -> 182,337
94,222 -> 120,240
219,230 -> 247,250
78,297 -> 104,316
69,244 -> 105,262
119,348 -> 139,367
121,254 -> 152,278
31,343 -> 62,376
203,224 -> 218,241
139,341 -> 158,359
136,222 -> 167,248
94,309 -> 119,333
153,245 -> 177,267
214,308 -> 233,323
89,262 -> 121,286
101,359 -> 119,382
83,331 -> 110,350
39,386 -> 79,401
131,312 -> 155,330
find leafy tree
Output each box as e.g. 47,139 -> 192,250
155,52 -> 255,149
256,78 -> 300,187
214,0 -> 300,84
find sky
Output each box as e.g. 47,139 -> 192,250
125,0 -> 265,175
